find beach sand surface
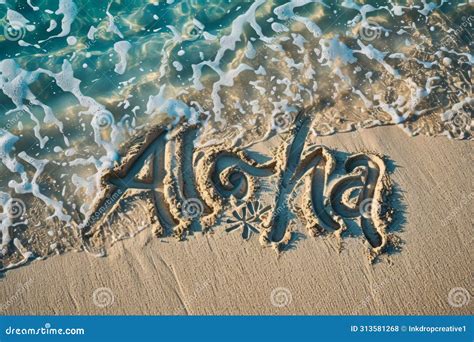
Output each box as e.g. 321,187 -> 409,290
1,125 -> 472,315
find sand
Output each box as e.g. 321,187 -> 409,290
0,125 -> 472,315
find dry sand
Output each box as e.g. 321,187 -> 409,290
0,125 -> 472,315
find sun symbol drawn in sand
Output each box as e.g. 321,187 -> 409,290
225,201 -> 271,240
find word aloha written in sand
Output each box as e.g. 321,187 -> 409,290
82,110 -> 394,259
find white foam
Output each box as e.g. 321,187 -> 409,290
274,0 -> 328,38
106,2 -> 124,38
39,0 -> 78,43
26,0 -> 39,11
355,40 -> 400,78
113,40 -> 132,75
67,35 -> 77,45
47,20 -> 57,32
87,26 -> 98,40
6,9 -> 36,32
146,85 -> 198,125
0,59 -> 65,148
172,60 -> 183,72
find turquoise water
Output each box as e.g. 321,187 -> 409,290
0,0 -> 472,268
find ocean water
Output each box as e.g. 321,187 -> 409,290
0,0 -> 472,269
